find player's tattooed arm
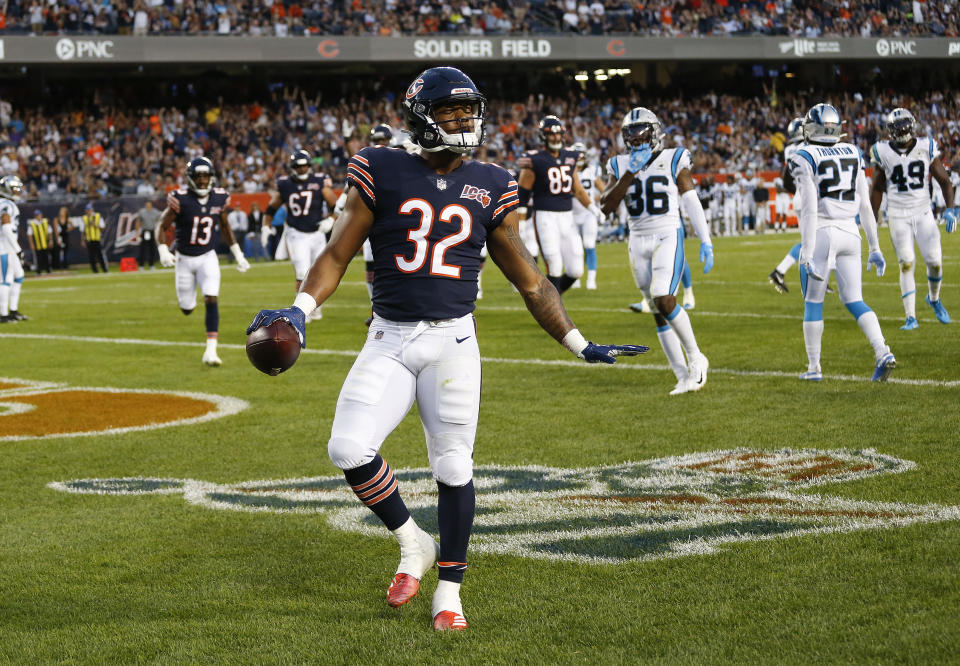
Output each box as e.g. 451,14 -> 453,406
488,212 -> 575,342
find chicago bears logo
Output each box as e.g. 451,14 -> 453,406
460,185 -> 491,208
406,78 -> 424,99
50,448 -> 960,564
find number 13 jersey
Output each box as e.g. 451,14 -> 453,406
347,146 -> 518,321
605,147 -> 690,235
167,187 -> 230,256
869,137 -> 938,213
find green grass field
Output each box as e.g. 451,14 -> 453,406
2,231 -> 959,664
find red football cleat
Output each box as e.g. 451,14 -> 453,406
386,573 -> 420,607
432,610 -> 468,631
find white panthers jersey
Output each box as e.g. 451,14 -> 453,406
606,147 -> 690,234
0,198 -> 20,253
869,137 -> 938,212
573,162 -> 603,215
783,143 -> 803,213
789,141 -> 864,221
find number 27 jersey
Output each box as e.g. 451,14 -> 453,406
167,188 -> 230,256
605,147 -> 690,235
789,142 -> 864,223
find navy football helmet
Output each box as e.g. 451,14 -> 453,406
0,174 -> 23,201
288,149 -> 312,181
621,107 -> 663,152
185,157 -> 215,197
886,108 -> 917,147
803,103 -> 845,145
539,115 -> 565,152
369,124 -> 393,146
787,117 -> 804,145
403,66 -> 486,154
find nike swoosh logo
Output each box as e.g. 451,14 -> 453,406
456,336 -> 471,344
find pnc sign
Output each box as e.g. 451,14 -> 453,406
50,448 -> 959,564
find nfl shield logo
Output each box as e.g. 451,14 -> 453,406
375,330 -> 384,340
436,178 -> 447,191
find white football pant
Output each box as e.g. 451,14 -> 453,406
285,226 -> 327,281
534,209 -> 583,279
175,251 -> 220,311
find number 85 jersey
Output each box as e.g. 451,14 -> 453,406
605,147 -> 690,235
347,146 -> 518,321
869,137 -> 938,213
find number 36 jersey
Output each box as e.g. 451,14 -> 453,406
789,142 -> 865,224
347,146 -> 518,321
605,147 -> 690,235
869,137 -> 938,213
167,188 -> 230,256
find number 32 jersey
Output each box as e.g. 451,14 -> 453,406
869,137 -> 938,212
347,146 -> 518,321
167,188 -> 230,256
605,147 -> 690,235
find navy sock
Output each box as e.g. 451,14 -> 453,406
437,480 -> 474,584
204,301 -> 219,334
343,455 -> 409,531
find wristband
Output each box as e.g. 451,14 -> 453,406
561,328 -> 589,357
293,292 -> 317,316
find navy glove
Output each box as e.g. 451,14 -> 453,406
579,342 -> 650,364
627,146 -> 652,174
944,207 -> 959,233
699,242 -> 714,274
246,307 -> 307,348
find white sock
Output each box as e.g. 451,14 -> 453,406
657,327 -> 688,381
900,267 -> 916,318
776,254 -> 798,275
392,516 -> 420,549
0,284 -> 8,316
856,311 -> 889,360
928,266 -> 942,302
802,320 -> 823,371
586,269 -> 597,285
683,287 -> 694,304
666,306 -> 701,358
432,579 -> 463,617
9,280 -> 20,311
205,336 -> 218,352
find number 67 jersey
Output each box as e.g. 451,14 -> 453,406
605,146 -> 690,235
347,146 -> 518,321
869,136 -> 938,213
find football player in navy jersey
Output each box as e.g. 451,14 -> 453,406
517,115 -> 603,294
247,66 -> 647,632
156,157 -> 250,366
263,149 -> 338,322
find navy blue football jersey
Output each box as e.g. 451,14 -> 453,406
347,146 -> 518,320
276,173 -> 328,232
167,187 -> 230,256
520,149 -> 579,212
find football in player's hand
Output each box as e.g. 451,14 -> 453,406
246,319 -> 301,375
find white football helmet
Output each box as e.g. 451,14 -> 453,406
802,103 -> 845,145
621,107 -> 663,152
0,174 -> 23,201
570,141 -> 587,167
787,117 -> 804,144
886,108 -> 917,147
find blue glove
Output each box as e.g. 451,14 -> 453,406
867,250 -> 886,277
944,207 -> 959,233
627,146 -> 652,174
699,243 -> 714,274
246,307 -> 307,348
579,342 -> 650,364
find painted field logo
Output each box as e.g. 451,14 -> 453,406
0,377 -> 247,441
50,448 -> 960,564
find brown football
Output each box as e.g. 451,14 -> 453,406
246,319 -> 301,375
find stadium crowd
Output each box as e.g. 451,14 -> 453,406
1,84 -> 957,201
0,0 -> 956,38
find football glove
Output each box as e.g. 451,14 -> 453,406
261,226 -> 272,249
229,243 -> 250,273
867,250 -> 886,277
943,207 -> 959,233
801,258 -> 823,282
246,307 -> 307,348
699,242 -> 714,274
627,146 -> 652,174
588,202 -> 603,221
157,243 -> 175,268
578,342 -> 650,364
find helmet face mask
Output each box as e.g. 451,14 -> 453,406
802,103 -> 845,145
403,67 -> 486,154
186,157 -> 215,197
0,175 -> 23,201
539,116 -> 565,152
886,108 -> 917,147
288,150 -> 312,181
621,107 -> 663,152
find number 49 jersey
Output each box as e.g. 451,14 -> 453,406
347,146 -> 518,321
789,142 -> 864,222
869,137 -> 938,212
605,147 -> 690,235
167,188 -> 230,256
